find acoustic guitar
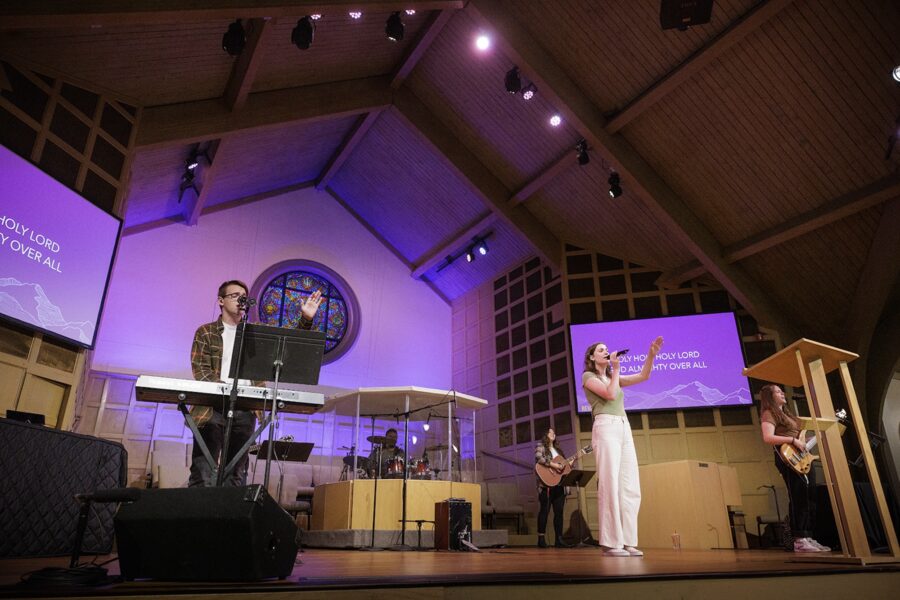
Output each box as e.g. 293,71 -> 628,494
778,409 -> 847,475
534,445 -> 593,487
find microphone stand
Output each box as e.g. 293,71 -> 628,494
215,298 -> 251,486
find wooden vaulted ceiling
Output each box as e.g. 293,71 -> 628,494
1,0 -> 898,346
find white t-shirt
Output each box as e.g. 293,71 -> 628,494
219,322 -> 252,386
549,446 -> 559,459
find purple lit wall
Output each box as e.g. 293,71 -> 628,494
92,187 -> 452,390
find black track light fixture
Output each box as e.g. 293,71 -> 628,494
292,16 -> 316,49
222,19 -> 246,56
505,67 -> 522,94
386,12 -> 405,42
476,239 -> 489,256
575,139 -> 590,166
608,172 -> 623,198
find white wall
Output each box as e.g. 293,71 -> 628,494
92,187 -> 452,390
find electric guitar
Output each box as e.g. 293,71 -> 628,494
535,445 -> 593,487
778,409 -> 847,475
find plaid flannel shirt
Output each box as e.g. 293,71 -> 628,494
189,314 -> 314,424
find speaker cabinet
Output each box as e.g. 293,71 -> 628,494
114,485 -> 297,581
434,499 -> 472,551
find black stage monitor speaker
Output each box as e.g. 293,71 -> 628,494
114,485 -> 297,581
659,0 -> 714,30
434,498 -> 472,551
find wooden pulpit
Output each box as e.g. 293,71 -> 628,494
743,338 -> 899,564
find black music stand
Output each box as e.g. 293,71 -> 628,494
251,441 -> 314,509
560,469 -> 597,546
220,323 -> 324,490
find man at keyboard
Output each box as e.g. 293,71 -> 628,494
187,279 -> 323,487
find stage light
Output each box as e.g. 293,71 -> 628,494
575,139 -> 589,166
549,114 -> 562,127
405,9 -> 416,15
475,34 -> 490,51
385,12 -> 405,41
423,413 -> 431,431
291,16 -> 316,50
476,239 -> 489,256
349,11 -> 362,19
608,172 -> 622,198
185,157 -> 199,171
521,83 -> 537,100
222,20 -> 246,56
505,67 -> 521,94
310,14 -> 322,20
465,248 -> 475,263
893,65 -> 900,83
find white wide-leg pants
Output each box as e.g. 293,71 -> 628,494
592,414 -> 641,548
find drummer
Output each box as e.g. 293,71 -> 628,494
368,428 -> 405,478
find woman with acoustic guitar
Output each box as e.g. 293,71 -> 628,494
534,428 -> 569,548
583,337 -> 663,557
759,384 -> 830,552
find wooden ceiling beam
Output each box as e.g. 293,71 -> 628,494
723,175 -> 900,262
606,0 -> 795,134
182,139 -> 223,226
390,9 -> 454,89
411,212 -> 497,279
122,180 -> 315,237
394,89 -> 562,270
0,1 -> 466,29
136,75 -> 392,148
510,148 -> 574,207
840,197 -> 900,353
469,0 -> 795,337
315,110 -> 384,190
223,17 -> 273,111
658,175 -> 900,287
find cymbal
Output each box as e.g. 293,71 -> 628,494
367,435 -> 389,444
424,445 -> 446,451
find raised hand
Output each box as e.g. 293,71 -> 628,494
649,336 -> 664,356
301,289 -> 324,321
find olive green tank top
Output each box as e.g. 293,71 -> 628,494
582,371 -> 626,417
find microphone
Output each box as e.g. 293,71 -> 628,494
610,348 -> 629,357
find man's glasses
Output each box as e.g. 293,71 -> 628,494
221,292 -> 245,300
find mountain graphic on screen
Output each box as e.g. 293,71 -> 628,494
0,278 -> 94,344
626,381 -> 752,410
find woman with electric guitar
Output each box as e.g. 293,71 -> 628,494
759,384 -> 830,553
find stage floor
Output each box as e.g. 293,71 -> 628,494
2,547 -> 899,599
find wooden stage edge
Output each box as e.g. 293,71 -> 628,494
2,548 -> 899,599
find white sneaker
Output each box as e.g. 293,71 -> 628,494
601,547 -> 631,557
624,546 -> 644,557
808,538 -> 831,552
793,538 -> 819,553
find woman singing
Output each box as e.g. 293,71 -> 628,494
583,337 -> 663,557
534,428 -> 569,548
759,384 -> 830,552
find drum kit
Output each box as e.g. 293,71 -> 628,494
340,435 -> 440,480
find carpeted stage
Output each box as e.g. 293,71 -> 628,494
2,547 -> 899,600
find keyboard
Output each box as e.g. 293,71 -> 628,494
134,375 -> 324,415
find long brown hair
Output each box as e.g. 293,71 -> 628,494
583,342 -> 612,378
540,430 -> 565,458
759,384 -> 798,429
